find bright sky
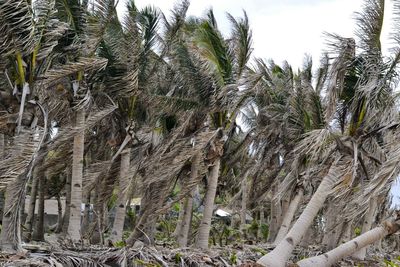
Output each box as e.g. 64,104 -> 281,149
117,0 -> 395,69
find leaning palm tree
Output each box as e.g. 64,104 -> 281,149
257,0 -> 400,265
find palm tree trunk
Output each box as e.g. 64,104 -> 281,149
23,169 -> 39,241
173,199 -> 185,238
67,109 -> 85,241
267,184 -> 281,243
296,219 -> 400,267
177,191 -> 194,247
55,194 -> 63,233
258,208 -> 265,241
195,157 -> 221,249
0,134 -> 5,223
32,172 -> 46,241
257,165 -> 339,267
110,148 -> 131,243
352,198 -> 377,260
62,168 -> 72,236
177,155 -> 198,247
240,174 -> 249,236
274,187 -> 304,245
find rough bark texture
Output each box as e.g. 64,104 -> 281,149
195,157 -> 221,249
240,174 -> 249,234
352,198 -> 377,260
0,134 -> 4,222
177,155 -> 198,247
173,199 -> 185,238
23,168 -> 39,241
296,223 -> 396,267
32,172 -> 45,241
257,165 -> 339,267
267,184 -> 281,243
67,109 -> 85,241
62,169 -> 72,236
177,193 -> 194,247
110,148 -> 131,242
274,188 -> 304,245
258,208 -> 265,241
55,194 -> 63,233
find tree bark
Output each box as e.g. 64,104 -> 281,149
240,173 -> 249,236
110,148 -> 131,242
296,219 -> 400,267
67,109 -> 85,241
352,198 -> 377,260
274,187 -> 304,245
177,155 -> 198,247
177,192 -> 194,247
23,168 -> 39,241
62,168 -> 72,236
173,199 -> 185,238
195,157 -> 221,249
32,172 -> 46,241
55,194 -> 63,233
257,165 -> 339,267
267,184 -> 281,243
258,208 -> 265,241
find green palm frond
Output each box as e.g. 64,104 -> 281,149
195,13 -> 233,86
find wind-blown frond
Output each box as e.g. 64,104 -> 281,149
355,0 -> 384,52
227,10 -> 253,78
0,0 -> 34,56
39,57 -> 108,86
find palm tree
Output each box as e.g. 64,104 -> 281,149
258,0 -> 400,265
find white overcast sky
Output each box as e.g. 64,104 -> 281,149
116,0 -> 395,69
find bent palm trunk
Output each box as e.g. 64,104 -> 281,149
296,217 -> 400,267
110,148 -> 131,243
274,187 -> 304,245
257,165 -> 339,267
67,109 -> 85,241
195,157 -> 221,249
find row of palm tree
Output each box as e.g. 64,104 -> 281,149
1,0 -> 400,266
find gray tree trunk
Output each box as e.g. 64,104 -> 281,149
297,218 -> 400,267
67,109 -> 85,241
267,184 -> 281,242
274,188 -> 304,245
257,164 -> 340,267
32,171 -> 46,241
62,168 -> 72,236
195,157 -> 221,249
110,148 -> 131,242
55,194 -> 63,233
23,167 -> 39,241
240,174 -> 249,235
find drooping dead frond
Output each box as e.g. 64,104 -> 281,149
38,57 -> 108,87
0,0 -> 34,56
324,34 -> 356,123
